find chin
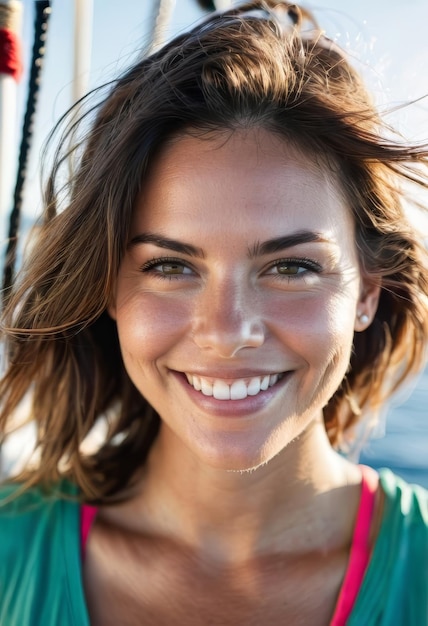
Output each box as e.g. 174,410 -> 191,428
192,434 -> 284,473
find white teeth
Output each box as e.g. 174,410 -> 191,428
269,374 -> 279,387
230,380 -> 248,400
185,372 -> 284,401
260,375 -> 270,391
200,378 -> 213,396
213,380 -> 230,400
247,377 -> 262,396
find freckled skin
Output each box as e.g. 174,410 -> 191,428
110,128 -> 378,471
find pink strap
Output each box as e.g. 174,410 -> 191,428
81,504 -> 98,559
330,465 -> 379,625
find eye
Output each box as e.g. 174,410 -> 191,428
274,262 -> 306,276
266,257 -> 322,278
156,262 -> 191,275
140,257 -> 194,279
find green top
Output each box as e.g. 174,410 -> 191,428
349,470 -> 428,625
0,481 -> 89,625
0,469 -> 427,625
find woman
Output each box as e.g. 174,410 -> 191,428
0,1 -> 427,624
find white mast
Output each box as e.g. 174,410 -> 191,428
148,0 -> 176,53
73,0 -> 93,104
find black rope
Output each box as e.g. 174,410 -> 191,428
2,0 -> 51,303
196,0 -> 217,10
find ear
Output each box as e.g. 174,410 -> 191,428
354,277 -> 381,332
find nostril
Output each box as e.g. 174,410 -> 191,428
192,321 -> 265,356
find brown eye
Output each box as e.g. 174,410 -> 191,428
160,262 -> 186,274
266,257 -> 322,279
140,257 -> 194,278
275,263 -> 302,275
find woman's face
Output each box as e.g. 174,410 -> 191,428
110,129 -> 379,471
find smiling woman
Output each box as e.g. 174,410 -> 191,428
0,1 -> 428,625
110,129 -> 376,472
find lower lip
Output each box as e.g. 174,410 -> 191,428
173,371 -> 291,418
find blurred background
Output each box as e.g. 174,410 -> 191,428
1,0 -> 428,485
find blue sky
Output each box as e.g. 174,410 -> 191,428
6,0 -> 428,241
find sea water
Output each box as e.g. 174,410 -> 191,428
360,366 -> 428,488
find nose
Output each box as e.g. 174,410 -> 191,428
192,279 -> 265,358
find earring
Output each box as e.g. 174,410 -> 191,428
358,313 -> 369,324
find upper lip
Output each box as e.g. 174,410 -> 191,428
174,368 -> 287,380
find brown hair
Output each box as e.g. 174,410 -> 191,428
1,0 -> 428,501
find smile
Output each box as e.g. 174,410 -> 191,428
184,373 -> 284,401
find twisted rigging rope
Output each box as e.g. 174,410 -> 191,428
2,0 -> 51,303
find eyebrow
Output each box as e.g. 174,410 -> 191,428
248,231 -> 332,258
128,233 -> 205,258
128,229 -> 332,259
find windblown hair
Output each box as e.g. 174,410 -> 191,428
1,0 -> 428,501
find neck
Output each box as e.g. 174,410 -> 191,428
103,419 -> 362,564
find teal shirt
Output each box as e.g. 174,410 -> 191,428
0,481 -> 89,625
0,470 -> 427,625
349,470 -> 428,625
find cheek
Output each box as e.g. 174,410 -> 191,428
115,292 -> 192,364
273,293 -> 357,412
268,290 -> 357,364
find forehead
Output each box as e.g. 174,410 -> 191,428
133,128 -> 353,239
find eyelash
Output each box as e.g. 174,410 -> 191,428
139,256 -> 322,281
268,257 -> 322,278
140,257 -> 194,280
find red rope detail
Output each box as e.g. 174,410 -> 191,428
0,28 -> 23,81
